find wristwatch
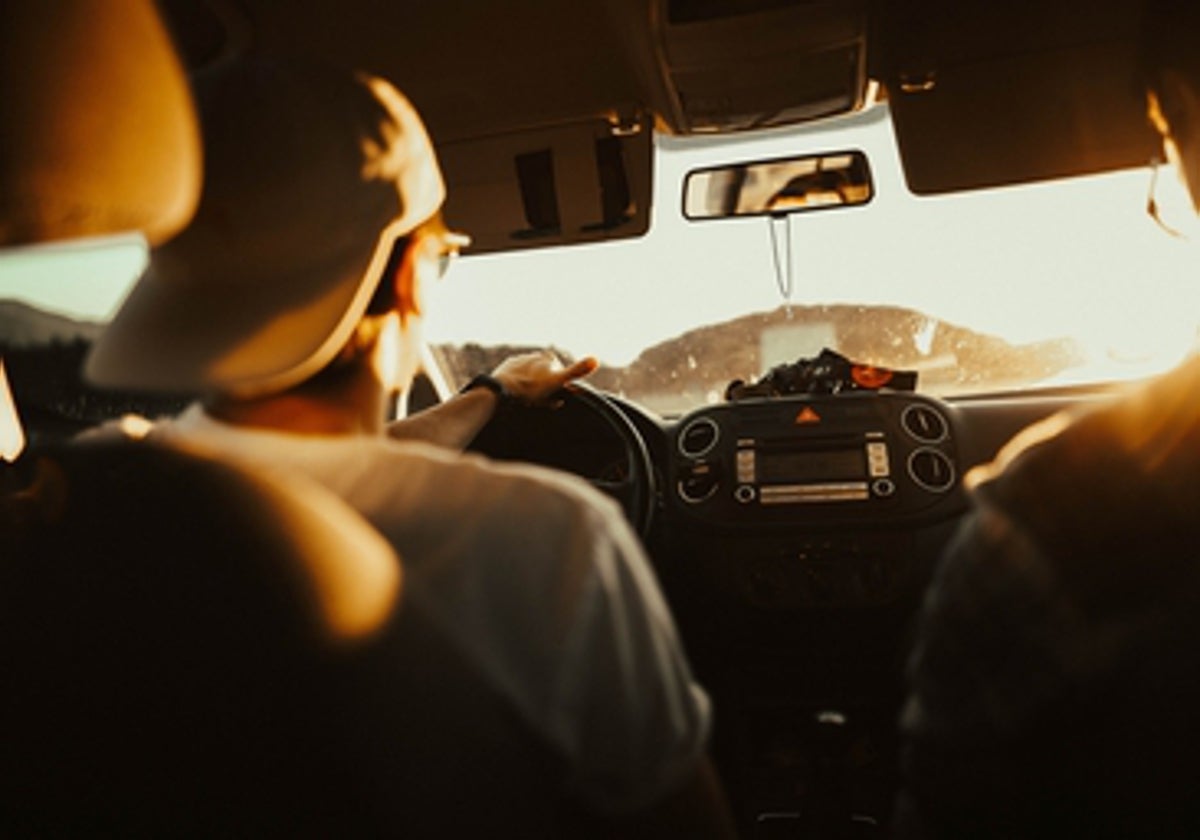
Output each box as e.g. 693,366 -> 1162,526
460,373 -> 514,411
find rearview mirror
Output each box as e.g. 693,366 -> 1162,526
683,150 -> 873,220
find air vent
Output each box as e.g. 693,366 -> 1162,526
678,417 -> 720,457
907,448 -> 955,493
901,404 -> 949,443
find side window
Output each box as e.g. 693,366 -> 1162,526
0,238 -> 189,443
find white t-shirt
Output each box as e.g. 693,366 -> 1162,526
149,405 -> 711,815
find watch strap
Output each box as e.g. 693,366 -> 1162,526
460,373 -> 513,409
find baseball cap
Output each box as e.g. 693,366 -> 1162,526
86,59 -> 446,396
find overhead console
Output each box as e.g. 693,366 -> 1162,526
648,0 -> 870,134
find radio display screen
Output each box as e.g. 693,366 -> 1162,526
758,447 -> 865,483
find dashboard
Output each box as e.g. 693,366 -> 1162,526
469,384 -> 1104,832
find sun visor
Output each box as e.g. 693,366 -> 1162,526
883,0 -> 1159,194
438,115 -> 652,255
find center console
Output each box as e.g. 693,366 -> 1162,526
669,392 -> 963,530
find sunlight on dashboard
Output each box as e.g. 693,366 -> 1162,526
0,360 -> 25,463
116,414 -> 155,441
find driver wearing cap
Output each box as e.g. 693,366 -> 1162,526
85,59 -> 732,832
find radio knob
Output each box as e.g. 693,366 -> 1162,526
734,485 -> 756,504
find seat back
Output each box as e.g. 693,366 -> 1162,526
0,440 -> 585,836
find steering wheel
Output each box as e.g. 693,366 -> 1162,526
466,383 -> 656,538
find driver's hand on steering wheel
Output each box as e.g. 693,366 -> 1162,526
491,351 -> 598,406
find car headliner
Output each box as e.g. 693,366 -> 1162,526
160,0 -> 1159,255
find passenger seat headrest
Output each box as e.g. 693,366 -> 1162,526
0,1 -> 201,247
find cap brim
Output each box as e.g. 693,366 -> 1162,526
85,233 -> 380,397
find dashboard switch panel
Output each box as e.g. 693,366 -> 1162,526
668,393 -> 964,528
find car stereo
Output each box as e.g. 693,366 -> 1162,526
669,392 -> 961,527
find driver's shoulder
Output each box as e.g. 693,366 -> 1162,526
365,435 -> 621,532
370,442 -> 647,608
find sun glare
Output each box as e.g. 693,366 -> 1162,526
0,360 -> 26,463
117,414 -> 155,441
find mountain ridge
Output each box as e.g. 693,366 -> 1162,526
0,300 -> 104,347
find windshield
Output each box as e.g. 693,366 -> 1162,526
4,103 -> 1199,421
424,103 -> 1200,416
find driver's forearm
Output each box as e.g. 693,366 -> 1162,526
385,387 -> 497,450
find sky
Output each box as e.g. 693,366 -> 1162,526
4,103 -> 1199,378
